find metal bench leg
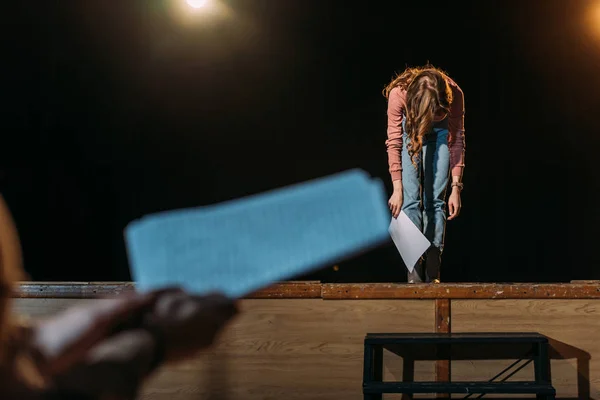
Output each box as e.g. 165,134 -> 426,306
534,342 -> 551,384
400,356 -> 414,400
534,342 -> 553,400
372,346 -> 383,399
363,344 -> 374,400
363,344 -> 383,400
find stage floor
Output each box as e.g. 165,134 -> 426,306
11,281 -> 600,399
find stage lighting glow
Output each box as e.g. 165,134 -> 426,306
186,0 -> 208,9
589,1 -> 600,40
169,0 -> 231,26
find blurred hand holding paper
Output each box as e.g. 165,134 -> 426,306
388,212 -> 431,273
125,169 -> 390,299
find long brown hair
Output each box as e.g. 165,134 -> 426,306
383,65 -> 453,167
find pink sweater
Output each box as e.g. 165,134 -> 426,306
385,78 -> 465,181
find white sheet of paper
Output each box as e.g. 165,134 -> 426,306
388,211 -> 431,273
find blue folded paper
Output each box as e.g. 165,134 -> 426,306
124,169 -> 390,298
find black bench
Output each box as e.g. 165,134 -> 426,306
363,332 -> 555,399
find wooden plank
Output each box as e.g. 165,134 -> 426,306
452,299 -> 600,399
13,295 -> 600,399
435,299 -> 451,334
14,282 -> 136,298
245,281 -> 322,298
322,283 -> 600,300
14,281 -> 600,300
14,298 -> 436,400
435,299 -> 451,398
13,281 -> 322,299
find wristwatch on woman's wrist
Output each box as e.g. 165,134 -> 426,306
451,182 -> 464,191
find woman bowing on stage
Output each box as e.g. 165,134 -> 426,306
384,65 -> 466,284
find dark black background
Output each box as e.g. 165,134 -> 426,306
2,0 -> 600,282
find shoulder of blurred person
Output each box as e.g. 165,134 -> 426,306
0,193 -> 46,397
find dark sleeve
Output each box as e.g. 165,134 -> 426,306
0,378 -> 94,400
43,390 -> 96,400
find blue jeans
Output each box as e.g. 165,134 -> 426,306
402,120 -> 450,277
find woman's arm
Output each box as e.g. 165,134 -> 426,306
29,293 -> 159,378
447,85 -> 465,220
385,87 -> 406,189
42,292 -> 237,399
51,329 -> 159,400
448,85 -> 465,182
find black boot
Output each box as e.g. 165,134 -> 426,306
424,246 -> 442,283
407,257 -> 425,284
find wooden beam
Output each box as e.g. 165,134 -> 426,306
245,281 -> 322,299
13,281 -> 322,299
322,283 -> 600,299
15,282 -> 136,298
13,281 -> 600,300
435,299 -> 451,333
435,299 -> 451,398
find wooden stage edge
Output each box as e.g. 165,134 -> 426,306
12,280 -> 600,299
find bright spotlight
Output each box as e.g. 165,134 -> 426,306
186,0 -> 208,9
170,0 -> 229,24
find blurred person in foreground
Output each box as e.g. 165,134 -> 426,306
0,194 -> 238,399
